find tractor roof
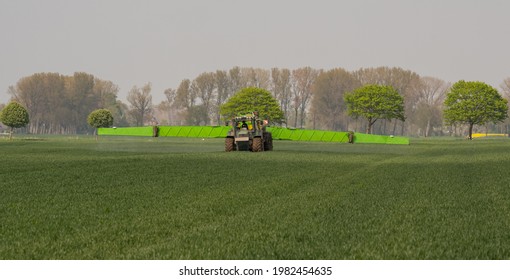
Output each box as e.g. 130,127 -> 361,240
233,113 -> 257,121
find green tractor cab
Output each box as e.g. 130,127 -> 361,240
225,113 -> 273,152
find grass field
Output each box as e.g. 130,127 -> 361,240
1,136 -> 510,259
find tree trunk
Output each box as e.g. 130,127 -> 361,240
425,119 -> 431,137
294,108 -> 298,128
299,108 -> 306,128
468,123 -> 474,140
366,118 -> 372,134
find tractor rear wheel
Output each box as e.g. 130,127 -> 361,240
225,137 -> 235,152
252,137 -> 263,152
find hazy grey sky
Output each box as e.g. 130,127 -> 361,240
1,0 -> 509,104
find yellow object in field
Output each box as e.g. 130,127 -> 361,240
472,133 -> 508,138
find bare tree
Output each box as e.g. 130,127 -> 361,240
311,68 -> 360,131
501,77 -> 510,97
291,67 -> 320,128
164,88 -> 176,105
174,79 -> 193,109
93,79 -> 129,127
69,73 -> 97,132
415,77 -> 450,136
242,68 -> 270,89
93,79 -> 119,109
127,82 -> 153,126
228,67 -> 243,94
160,88 -> 177,125
173,79 -> 196,125
215,70 -> 231,125
500,77 -> 510,134
191,72 -> 216,125
9,74 -> 48,133
271,68 -> 292,124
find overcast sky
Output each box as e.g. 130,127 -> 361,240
1,0 -> 509,104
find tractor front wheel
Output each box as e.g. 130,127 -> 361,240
225,137 -> 235,152
252,137 -> 263,152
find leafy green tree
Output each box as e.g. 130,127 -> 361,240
220,87 -> 284,123
345,84 -> 405,134
353,67 -> 421,135
444,81 -> 508,139
0,101 -> 30,140
87,109 -> 113,140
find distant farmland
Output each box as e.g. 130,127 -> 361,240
1,136 -> 510,259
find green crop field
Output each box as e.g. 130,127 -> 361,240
1,136 -> 510,259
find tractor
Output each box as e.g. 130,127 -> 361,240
225,113 -> 273,152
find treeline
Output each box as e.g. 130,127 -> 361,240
165,66 -> 449,136
164,66 -> 510,136
8,72 -> 128,134
5,67 -> 510,136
